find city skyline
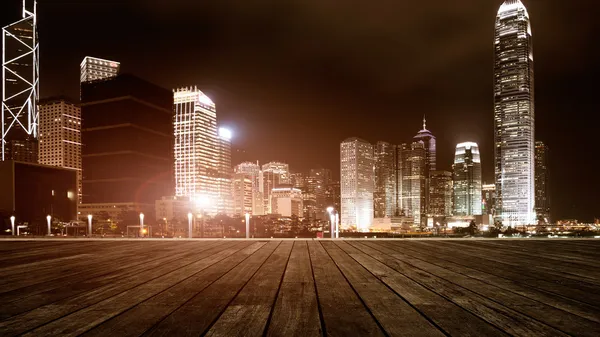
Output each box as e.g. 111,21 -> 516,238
0,1 -> 598,221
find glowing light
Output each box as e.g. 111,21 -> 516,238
218,127 -> 232,140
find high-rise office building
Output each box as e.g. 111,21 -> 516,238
217,128 -> 233,215
453,142 -> 482,216
308,168 -> 332,220
429,171 -> 453,218
271,186 -> 303,217
261,161 -> 289,214
1,1 -> 39,163
174,86 -> 234,215
413,117 -> 436,217
232,173 -> 252,216
234,161 -> 263,215
38,97 -> 82,202
482,183 -> 497,216
535,141 -> 550,222
80,57 -> 120,83
325,180 -> 341,212
400,142 -> 426,226
290,172 -> 306,189
81,74 -> 173,208
374,141 -> 396,218
340,138 -> 374,231
494,0 -> 536,225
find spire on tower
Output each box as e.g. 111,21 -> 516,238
423,115 -> 427,130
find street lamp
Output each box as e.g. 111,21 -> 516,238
139,213 -> 145,237
245,212 -> 250,239
10,216 -> 15,236
335,213 -> 339,239
327,207 -> 334,239
187,212 -> 193,239
46,215 -> 52,236
87,214 -> 93,237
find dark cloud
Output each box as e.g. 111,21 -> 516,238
1,0 -> 598,220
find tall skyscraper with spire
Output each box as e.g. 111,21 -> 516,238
413,116 -> 436,221
494,0 -> 536,225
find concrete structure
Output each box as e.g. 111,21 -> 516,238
453,142 -> 482,216
38,97 -> 82,202
340,138 -> 374,231
80,57 -> 120,83
494,0 -> 536,225
2,1 -> 39,163
81,74 -> 173,206
270,186 -> 303,217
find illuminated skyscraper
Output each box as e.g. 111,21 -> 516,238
340,138 -> 374,231
308,168 -> 332,220
39,97 -> 82,202
494,0 -> 535,225
217,128 -> 233,215
429,171 -> 453,217
2,1 -> 39,162
400,142 -> 426,226
261,161 -> 289,213
413,117 -> 436,218
453,142 -> 482,216
374,141 -> 396,218
232,173 -> 252,216
234,161 -> 263,215
174,87 -> 223,215
535,141 -> 550,222
482,183 -> 497,216
80,57 -> 120,83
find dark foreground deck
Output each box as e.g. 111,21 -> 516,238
0,239 -> 599,336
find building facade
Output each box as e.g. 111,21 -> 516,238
261,161 -> 289,214
81,74 -> 173,205
400,142 -> 426,226
80,57 -> 120,83
39,97 -> 82,202
535,141 -> 550,222
494,0 -> 536,225
232,173 -> 253,216
429,170 -> 453,218
174,87 -> 233,215
340,138 -> 374,231
374,141 -> 396,218
453,142 -> 482,216
308,168 -> 332,220
413,117 -> 436,217
271,186 -> 303,217
482,183 -> 497,216
234,161 -> 263,215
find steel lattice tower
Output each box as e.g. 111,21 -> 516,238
2,1 -> 39,161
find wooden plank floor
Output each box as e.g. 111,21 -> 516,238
1,239 -> 599,336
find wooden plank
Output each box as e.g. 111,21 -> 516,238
335,241 -> 507,336
372,241 -> 600,337
321,241 -> 445,336
142,241 -> 279,337
355,241 -> 569,336
83,241 -> 283,337
0,241 -> 233,336
392,241 -> 600,324
307,240 -> 384,336
19,241 -> 257,337
415,241 -> 600,306
204,241 -> 294,337
0,242 -> 204,318
265,241 -> 322,337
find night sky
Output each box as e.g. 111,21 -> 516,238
1,0 -> 598,221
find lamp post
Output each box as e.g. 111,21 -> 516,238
10,216 -> 15,236
187,212 -> 193,239
46,215 -> 51,236
327,207 -> 334,239
245,212 -> 250,239
139,213 -> 145,238
335,213 -> 339,239
87,214 -> 93,237
163,217 -> 167,237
